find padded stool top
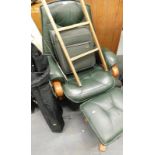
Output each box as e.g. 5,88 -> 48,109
80,87 -> 123,145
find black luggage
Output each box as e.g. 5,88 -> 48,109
31,43 -> 64,132
31,96 -> 38,113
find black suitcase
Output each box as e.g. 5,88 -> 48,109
31,43 -> 64,132
31,96 -> 38,113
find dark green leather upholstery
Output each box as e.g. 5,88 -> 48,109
47,56 -> 65,82
117,55 -> 123,81
63,66 -> 116,103
40,1 -> 118,81
80,87 -> 123,145
102,48 -> 118,68
50,27 -> 96,74
40,0 -> 92,55
51,2 -> 83,27
40,0 -> 123,146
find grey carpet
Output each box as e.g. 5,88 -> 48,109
31,107 -> 123,155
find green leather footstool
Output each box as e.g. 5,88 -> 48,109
80,87 -> 123,151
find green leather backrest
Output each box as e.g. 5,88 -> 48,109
40,0 -> 92,55
49,27 -> 96,74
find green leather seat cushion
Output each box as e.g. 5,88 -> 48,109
80,87 -> 123,145
63,66 -> 116,103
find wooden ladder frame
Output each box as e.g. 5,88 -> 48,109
41,0 -> 108,86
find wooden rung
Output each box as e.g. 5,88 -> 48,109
71,48 -> 98,61
58,21 -> 89,32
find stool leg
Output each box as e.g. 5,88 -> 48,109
84,117 -> 88,123
99,143 -> 106,152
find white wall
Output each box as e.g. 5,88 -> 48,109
31,18 -> 43,53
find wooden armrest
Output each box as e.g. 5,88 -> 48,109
52,80 -> 64,97
112,64 -> 119,78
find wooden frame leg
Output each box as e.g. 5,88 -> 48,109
84,117 -> 88,123
99,143 -> 106,152
112,64 -> 119,78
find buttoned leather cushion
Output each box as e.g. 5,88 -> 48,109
80,87 -> 123,145
63,66 -> 116,103
50,27 -> 96,74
